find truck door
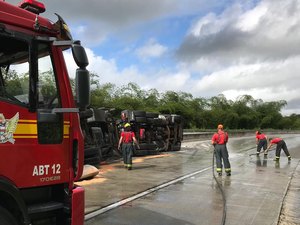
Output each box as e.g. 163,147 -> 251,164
0,34 -> 69,188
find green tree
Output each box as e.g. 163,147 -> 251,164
86,71 -> 293,130
91,83 -> 116,108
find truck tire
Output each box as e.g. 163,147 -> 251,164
84,146 -> 101,165
172,115 -> 182,123
93,109 -> 106,122
146,112 -> 159,118
84,156 -> 101,169
84,147 -> 100,158
154,118 -> 167,126
138,143 -> 157,150
0,206 -> 18,225
133,110 -> 146,117
91,127 -> 104,147
155,135 -> 163,140
154,140 -> 167,151
135,116 -> 147,123
100,146 -> 112,158
79,109 -> 93,119
146,118 -> 154,124
171,144 -> 181,151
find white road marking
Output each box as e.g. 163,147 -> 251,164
84,166 -> 211,221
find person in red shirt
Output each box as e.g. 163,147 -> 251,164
211,124 -> 231,176
255,131 -> 267,155
118,123 -> 140,170
265,137 -> 291,161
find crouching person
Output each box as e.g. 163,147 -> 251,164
265,138 -> 291,161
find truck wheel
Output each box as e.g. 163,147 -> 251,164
133,110 -> 146,117
0,206 -> 18,225
146,118 -> 154,124
135,116 -> 147,123
146,112 -> 159,118
84,156 -> 101,169
84,146 -> 100,158
172,115 -> 182,123
172,145 -> 181,151
93,109 -> 106,122
79,109 -> 93,119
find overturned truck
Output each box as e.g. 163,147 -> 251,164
79,108 -> 184,168
161,114 -> 183,151
80,108 -> 118,168
117,110 -> 183,155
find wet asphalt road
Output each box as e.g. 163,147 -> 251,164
80,133 -> 300,225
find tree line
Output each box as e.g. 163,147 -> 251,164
4,69 -> 300,130
89,74 -> 300,130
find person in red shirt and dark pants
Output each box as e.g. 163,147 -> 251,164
265,138 -> 291,161
211,124 -> 231,176
118,123 -> 140,170
255,131 -> 267,155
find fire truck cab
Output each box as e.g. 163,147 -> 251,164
0,1 -> 89,225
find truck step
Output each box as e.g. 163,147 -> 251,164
28,201 -> 64,214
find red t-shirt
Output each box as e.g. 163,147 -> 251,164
121,131 -> 135,143
212,131 -> 228,144
270,138 -> 282,144
256,134 -> 266,140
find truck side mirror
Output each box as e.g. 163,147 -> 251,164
75,69 -> 90,110
72,41 -> 88,68
72,42 -> 90,109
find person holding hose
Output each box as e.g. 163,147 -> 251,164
118,123 -> 140,170
265,137 -> 291,161
255,131 -> 268,155
211,124 -> 231,176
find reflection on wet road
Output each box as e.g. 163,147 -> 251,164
83,134 -> 300,225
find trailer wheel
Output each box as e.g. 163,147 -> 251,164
146,112 -> 159,118
146,118 -> 154,124
79,109 -> 93,119
0,206 -> 18,225
171,145 -> 181,151
84,156 -> 101,169
135,116 -> 147,123
133,110 -> 146,117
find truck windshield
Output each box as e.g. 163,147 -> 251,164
0,35 -> 60,109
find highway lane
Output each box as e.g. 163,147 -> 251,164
82,133 -> 300,225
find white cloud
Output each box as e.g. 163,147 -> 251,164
1,0 -> 223,48
64,48 -> 147,86
10,0 -> 300,115
190,57 -> 300,99
235,2 -> 268,32
178,0 -> 300,63
135,39 -> 168,61
173,0 -> 300,115
63,47 -> 192,93
155,71 -> 191,91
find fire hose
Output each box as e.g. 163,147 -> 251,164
211,144 -> 277,225
212,147 -> 227,225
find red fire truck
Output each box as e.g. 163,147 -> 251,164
0,1 -> 90,224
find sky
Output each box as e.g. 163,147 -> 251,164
8,0 -> 300,115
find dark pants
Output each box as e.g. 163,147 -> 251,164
257,138 -> 267,152
215,144 -> 231,173
122,143 -> 133,167
276,140 -> 290,158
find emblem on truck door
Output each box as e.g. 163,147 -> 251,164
0,113 -> 19,144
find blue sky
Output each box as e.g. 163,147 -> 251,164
8,0 -> 300,115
